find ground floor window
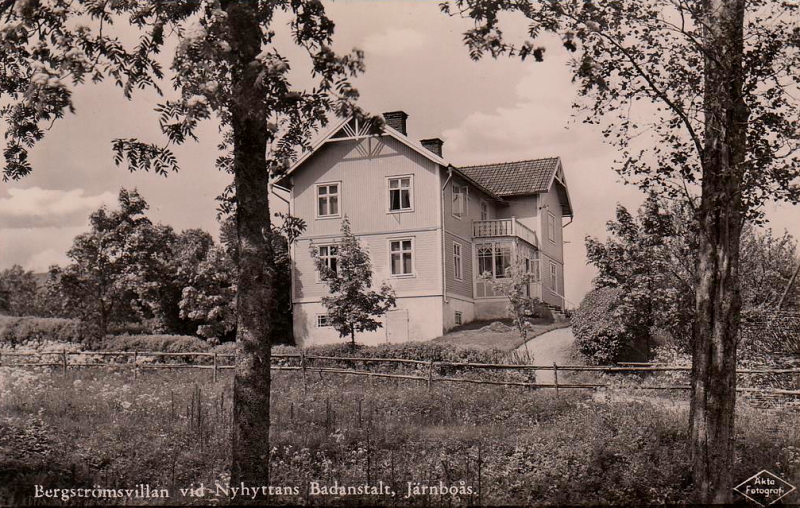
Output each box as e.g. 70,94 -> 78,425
316,314 -> 332,327
390,238 -> 414,276
476,242 -> 512,278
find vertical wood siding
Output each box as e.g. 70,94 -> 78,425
294,230 -> 442,301
445,232 -> 474,299
538,187 -> 565,263
291,137 -> 440,238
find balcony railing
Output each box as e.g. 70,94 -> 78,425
472,218 -> 539,248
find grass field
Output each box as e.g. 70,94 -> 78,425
430,319 -> 569,351
2,364 -> 800,506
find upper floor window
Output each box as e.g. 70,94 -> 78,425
452,184 -> 467,219
388,176 -> 413,212
548,212 -> 556,243
480,200 -> 488,221
317,244 -> 338,278
316,183 -> 340,218
390,239 -> 414,277
453,242 -> 463,280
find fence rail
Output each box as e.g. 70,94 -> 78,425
2,350 -> 800,396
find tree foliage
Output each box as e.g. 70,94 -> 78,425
442,0 -> 800,214
443,0 -> 799,499
0,265 -> 38,316
310,217 -> 396,349
483,261 -> 548,359
584,196 -> 799,354
2,0 -> 366,482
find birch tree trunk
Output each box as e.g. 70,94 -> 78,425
691,0 -> 748,503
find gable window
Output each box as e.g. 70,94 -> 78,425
388,176 -> 413,212
548,212 -> 556,243
390,239 -> 414,276
316,314 -> 332,327
452,184 -> 467,219
480,200 -> 488,221
317,183 -> 340,218
550,262 -> 558,293
454,311 -> 463,326
317,244 -> 338,275
453,242 -> 463,281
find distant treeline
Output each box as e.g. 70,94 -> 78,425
0,188 -> 296,345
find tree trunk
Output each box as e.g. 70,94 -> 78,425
225,0 -> 275,491
691,0 -> 748,503
351,328 -> 356,351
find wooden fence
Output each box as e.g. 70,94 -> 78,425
2,350 -> 800,396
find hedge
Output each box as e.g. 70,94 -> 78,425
271,342 -> 536,383
0,316 -> 87,348
103,334 -> 211,353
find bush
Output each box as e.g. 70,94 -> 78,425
277,341 -> 511,364
103,334 -> 210,353
0,316 -> 87,348
273,342 -> 535,383
571,288 -> 635,364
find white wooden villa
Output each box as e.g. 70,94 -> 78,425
274,111 -> 574,346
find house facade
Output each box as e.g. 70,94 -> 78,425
275,111 -> 574,347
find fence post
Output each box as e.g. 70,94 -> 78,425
300,351 -> 308,394
553,362 -> 559,397
213,353 -> 218,383
62,350 -> 67,376
0,351 -> 3,368
427,360 -> 434,392
133,351 -> 138,381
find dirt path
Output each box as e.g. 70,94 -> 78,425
516,326 -> 576,384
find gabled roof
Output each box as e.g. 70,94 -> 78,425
277,115 -> 449,187
457,157 -> 573,216
458,158 -> 561,196
275,115 -> 572,214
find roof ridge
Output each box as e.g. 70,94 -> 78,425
457,156 -> 560,169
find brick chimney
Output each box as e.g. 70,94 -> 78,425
420,138 -> 444,157
382,111 -> 408,135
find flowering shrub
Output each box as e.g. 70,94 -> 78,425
0,316 -> 86,347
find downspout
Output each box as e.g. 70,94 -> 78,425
270,183 -> 291,210
441,166 -> 453,304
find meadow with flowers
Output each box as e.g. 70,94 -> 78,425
2,336 -> 800,506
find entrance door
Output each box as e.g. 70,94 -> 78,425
386,309 -> 409,343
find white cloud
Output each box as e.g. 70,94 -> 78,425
0,187 -> 115,228
442,59 -> 599,165
362,28 -> 427,56
24,248 -> 70,273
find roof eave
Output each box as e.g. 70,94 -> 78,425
275,115 -> 450,188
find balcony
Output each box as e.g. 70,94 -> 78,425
472,218 -> 539,248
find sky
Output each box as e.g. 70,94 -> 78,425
1,0 -> 798,307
